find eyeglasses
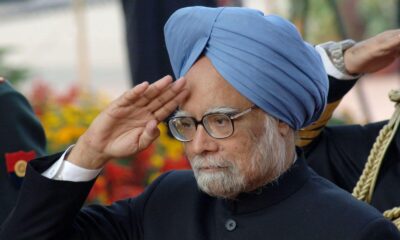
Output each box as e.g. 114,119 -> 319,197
168,106 -> 257,142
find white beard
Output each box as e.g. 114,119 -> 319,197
189,116 -> 290,199
191,154 -> 246,198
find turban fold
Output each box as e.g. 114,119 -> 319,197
164,7 -> 328,130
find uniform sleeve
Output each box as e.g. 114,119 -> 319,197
304,121 -> 386,192
0,82 -> 47,223
0,153 -> 170,240
296,76 -> 390,192
0,82 -> 46,157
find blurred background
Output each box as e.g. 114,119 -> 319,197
0,0 -> 398,203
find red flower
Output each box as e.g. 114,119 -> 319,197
161,156 -> 191,172
131,144 -> 155,185
105,162 -> 134,185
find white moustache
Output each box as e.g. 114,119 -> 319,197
190,155 -> 232,169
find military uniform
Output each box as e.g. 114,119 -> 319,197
299,76 -> 400,212
0,78 -> 46,224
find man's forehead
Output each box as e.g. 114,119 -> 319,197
178,56 -> 254,118
175,106 -> 240,117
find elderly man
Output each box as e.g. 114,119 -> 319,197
1,7 -> 399,239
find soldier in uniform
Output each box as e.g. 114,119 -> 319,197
0,77 -> 46,224
297,30 -> 400,227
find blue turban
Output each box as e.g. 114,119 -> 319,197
164,7 -> 328,130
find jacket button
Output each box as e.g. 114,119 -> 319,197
225,219 -> 237,231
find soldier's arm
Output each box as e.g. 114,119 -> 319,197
297,29 -> 400,148
0,79 -> 47,223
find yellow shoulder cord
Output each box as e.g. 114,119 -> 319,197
296,99 -> 342,148
351,90 -> 400,229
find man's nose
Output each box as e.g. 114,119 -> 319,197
190,125 -> 218,155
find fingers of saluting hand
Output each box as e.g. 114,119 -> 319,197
153,87 -> 189,121
376,29 -> 400,52
117,81 -> 150,107
135,75 -> 174,107
119,75 -> 187,111
146,77 -> 187,112
118,75 -> 174,107
138,120 -> 160,150
114,75 -> 189,121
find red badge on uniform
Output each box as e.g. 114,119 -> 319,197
5,151 -> 36,177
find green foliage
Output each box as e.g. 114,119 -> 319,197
289,0 -> 340,44
0,48 -> 29,86
358,0 -> 397,37
288,0 -> 398,43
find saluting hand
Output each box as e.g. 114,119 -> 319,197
344,29 -> 400,74
66,75 -> 189,169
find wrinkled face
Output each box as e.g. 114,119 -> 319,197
180,56 -> 292,199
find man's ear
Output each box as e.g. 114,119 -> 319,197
277,120 -> 291,137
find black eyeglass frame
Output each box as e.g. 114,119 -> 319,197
168,105 -> 258,142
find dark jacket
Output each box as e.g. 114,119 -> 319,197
304,77 -> 400,212
1,153 -> 399,239
0,81 -> 46,224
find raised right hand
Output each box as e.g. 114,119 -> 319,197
344,29 -> 400,74
66,75 -> 189,169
